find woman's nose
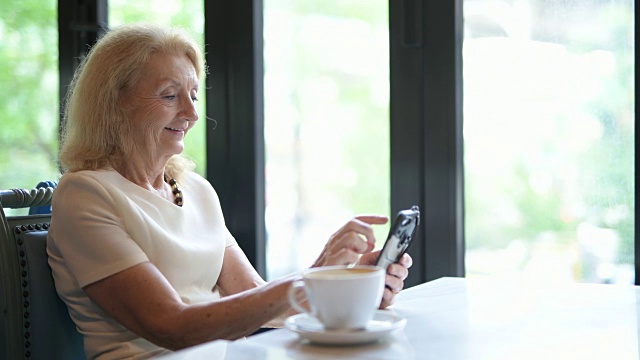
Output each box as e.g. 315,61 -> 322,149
181,95 -> 199,122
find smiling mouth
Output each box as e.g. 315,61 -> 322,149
165,127 -> 185,132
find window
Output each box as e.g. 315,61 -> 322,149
4,2 -> 635,285
263,1 -> 390,279
0,0 -> 59,195
463,0 -> 635,284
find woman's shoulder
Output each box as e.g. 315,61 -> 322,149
180,172 -> 223,209
52,170 -> 128,214
181,171 -> 214,191
60,168 -> 120,181
58,169 -> 125,190
55,169 -> 134,202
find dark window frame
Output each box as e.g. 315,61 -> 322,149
204,0 -> 266,276
58,0 -> 108,137
389,0 -> 465,285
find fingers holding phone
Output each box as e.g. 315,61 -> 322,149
375,206 -> 420,270
378,253 -> 413,308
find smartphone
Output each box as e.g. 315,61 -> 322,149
376,206 -> 420,270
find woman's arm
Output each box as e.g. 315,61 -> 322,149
215,244 -> 296,328
83,215 -> 393,350
83,260 -> 294,351
215,244 -> 267,296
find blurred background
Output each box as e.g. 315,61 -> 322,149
0,0 -> 634,284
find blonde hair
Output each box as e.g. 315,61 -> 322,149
59,23 -> 206,180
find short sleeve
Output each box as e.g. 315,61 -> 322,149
225,227 -> 238,247
48,173 -> 148,287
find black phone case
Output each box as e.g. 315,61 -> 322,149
376,206 -> 420,269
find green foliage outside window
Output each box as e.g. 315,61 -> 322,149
0,0 -> 59,190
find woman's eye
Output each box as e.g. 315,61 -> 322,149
163,95 -> 176,100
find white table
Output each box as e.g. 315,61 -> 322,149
160,277 -> 639,359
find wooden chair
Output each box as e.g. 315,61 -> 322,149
0,186 -> 85,359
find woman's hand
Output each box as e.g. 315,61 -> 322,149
312,215 -> 388,267
359,251 -> 413,309
310,214 -> 412,309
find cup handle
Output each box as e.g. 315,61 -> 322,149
288,279 -> 312,315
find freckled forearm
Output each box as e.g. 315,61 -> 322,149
158,276 -> 296,349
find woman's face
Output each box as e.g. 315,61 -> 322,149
123,52 -> 199,163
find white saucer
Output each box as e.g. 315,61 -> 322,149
284,310 -> 406,345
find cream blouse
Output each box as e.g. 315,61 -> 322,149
47,169 -> 236,359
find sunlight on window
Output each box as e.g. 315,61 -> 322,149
463,0 -> 634,285
0,0 -> 59,216
264,1 -> 390,280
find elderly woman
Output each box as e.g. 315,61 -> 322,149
47,23 -> 412,359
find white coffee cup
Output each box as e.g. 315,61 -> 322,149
288,265 -> 385,330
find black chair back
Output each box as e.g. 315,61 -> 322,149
0,187 -> 85,359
